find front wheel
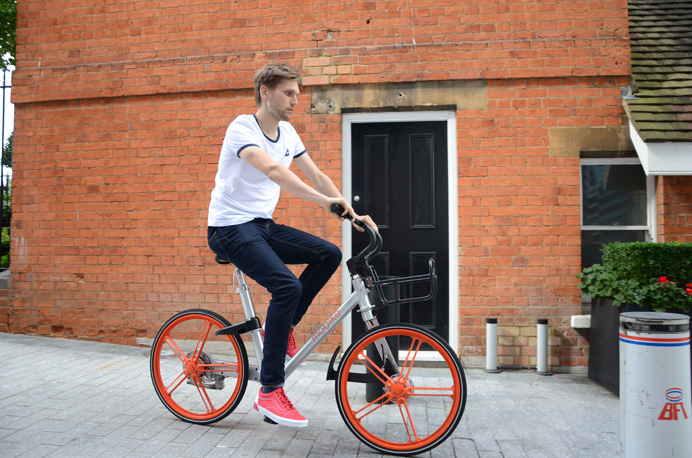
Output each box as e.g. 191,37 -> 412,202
335,323 -> 467,456
150,309 -> 249,425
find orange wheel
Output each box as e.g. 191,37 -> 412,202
150,309 -> 248,424
335,323 -> 466,456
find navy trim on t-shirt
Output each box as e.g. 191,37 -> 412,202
294,150 -> 307,158
253,114 -> 281,143
237,143 -> 260,157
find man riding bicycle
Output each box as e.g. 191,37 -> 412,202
207,63 -> 376,427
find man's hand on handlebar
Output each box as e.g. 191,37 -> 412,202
353,213 -> 377,232
326,199 -> 379,233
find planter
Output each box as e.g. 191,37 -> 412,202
588,298 -> 692,395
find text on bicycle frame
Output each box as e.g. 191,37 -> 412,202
311,310 -> 342,343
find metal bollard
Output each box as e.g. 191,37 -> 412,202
535,318 -> 551,375
619,312 -> 691,458
484,318 -> 501,373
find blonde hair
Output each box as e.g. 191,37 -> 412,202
253,63 -> 303,106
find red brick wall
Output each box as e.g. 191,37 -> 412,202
9,92 -> 258,343
13,0 -> 630,104
0,287 -> 8,333
458,76 -> 628,368
657,176 -> 692,243
10,1 -> 633,367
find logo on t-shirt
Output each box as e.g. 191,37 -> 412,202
285,148 -> 290,157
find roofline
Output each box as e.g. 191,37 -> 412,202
628,120 -> 692,176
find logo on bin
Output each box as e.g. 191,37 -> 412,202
658,388 -> 689,421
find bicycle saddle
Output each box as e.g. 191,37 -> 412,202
214,254 -> 231,265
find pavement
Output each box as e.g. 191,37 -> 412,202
0,333 -> 621,457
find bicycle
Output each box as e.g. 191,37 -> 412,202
150,205 -> 467,456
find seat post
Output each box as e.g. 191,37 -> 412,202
233,267 -> 264,369
233,268 -> 256,320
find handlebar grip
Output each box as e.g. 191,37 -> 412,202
331,203 -> 382,268
329,203 -> 351,220
330,203 -> 365,228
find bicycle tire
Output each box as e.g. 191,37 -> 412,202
335,323 -> 467,456
150,308 -> 249,425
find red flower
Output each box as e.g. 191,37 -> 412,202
687,284 -> 692,296
658,276 -> 670,284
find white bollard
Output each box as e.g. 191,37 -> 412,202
484,318 -> 501,373
535,318 -> 551,375
619,312 -> 692,458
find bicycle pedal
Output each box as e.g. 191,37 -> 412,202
263,416 -> 278,425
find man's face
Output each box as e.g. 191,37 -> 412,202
264,79 -> 300,122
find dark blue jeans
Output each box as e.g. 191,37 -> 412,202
208,219 -> 341,388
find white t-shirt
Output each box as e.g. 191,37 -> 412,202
208,114 -> 306,226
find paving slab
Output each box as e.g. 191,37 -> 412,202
0,333 -> 621,457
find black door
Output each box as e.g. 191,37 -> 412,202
351,121 -> 449,341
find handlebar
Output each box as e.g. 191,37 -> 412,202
330,203 -> 437,305
330,203 -> 383,267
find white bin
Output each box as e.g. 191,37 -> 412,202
619,312 -> 691,458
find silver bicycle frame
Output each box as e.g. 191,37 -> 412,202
233,267 -> 394,382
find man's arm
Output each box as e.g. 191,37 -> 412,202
293,153 -> 343,200
240,146 -> 343,211
240,146 -> 376,231
294,153 -> 378,231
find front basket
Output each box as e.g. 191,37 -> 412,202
369,258 -> 438,306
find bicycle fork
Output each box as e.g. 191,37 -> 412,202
326,274 -> 401,383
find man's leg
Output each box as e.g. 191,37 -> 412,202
266,222 -> 342,326
208,221 -> 300,388
208,220 -> 340,427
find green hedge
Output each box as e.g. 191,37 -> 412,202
602,242 -> 692,285
578,242 -> 692,312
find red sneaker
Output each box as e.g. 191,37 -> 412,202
286,328 -> 306,366
261,324 -> 306,365
254,388 -> 308,427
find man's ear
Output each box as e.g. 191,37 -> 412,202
259,85 -> 269,103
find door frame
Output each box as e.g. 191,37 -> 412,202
341,111 -> 459,352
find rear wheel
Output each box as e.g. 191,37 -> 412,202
335,323 -> 466,456
150,309 -> 248,425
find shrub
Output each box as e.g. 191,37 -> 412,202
577,242 -> 692,312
